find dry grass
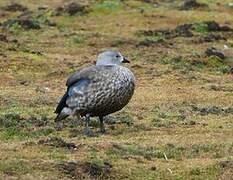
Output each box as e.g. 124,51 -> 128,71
0,0 -> 233,179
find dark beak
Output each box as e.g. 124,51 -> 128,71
122,57 -> 130,63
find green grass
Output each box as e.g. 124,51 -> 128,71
0,112 -> 54,140
92,0 -> 123,14
72,36 -> 85,44
194,23 -> 209,33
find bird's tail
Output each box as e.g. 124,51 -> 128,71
55,91 -> 70,122
55,107 -> 72,122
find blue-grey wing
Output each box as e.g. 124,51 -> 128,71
68,78 -> 90,96
66,66 -> 96,87
66,78 -> 91,108
55,78 -> 90,115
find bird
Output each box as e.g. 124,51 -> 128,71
54,50 -> 135,135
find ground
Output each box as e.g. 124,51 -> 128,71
0,0 -> 233,179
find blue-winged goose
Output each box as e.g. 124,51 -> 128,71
55,51 -> 135,135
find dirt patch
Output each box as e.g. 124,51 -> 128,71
174,23 -> 194,37
58,161 -> 112,179
1,9 -> 57,30
138,23 -> 193,42
139,21 -> 233,44
1,17 -> 41,30
205,47 -> 225,60
2,3 -> 28,12
193,21 -> 232,34
180,0 -> 208,10
38,137 -> 77,150
197,34 -> 226,43
205,21 -> 233,32
54,2 -> 88,16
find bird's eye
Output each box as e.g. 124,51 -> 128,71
115,55 -> 120,58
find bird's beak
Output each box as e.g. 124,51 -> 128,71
122,57 -> 130,63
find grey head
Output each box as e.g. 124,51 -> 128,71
96,51 -> 130,66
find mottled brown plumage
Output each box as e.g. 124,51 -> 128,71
55,51 -> 135,135
67,65 -> 135,116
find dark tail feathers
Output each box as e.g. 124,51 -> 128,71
55,91 -> 68,115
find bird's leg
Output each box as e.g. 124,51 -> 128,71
84,114 -> 93,136
72,113 -> 81,127
55,121 -> 64,131
99,116 -> 106,133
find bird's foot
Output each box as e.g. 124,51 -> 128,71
55,121 -> 64,131
84,128 -> 94,137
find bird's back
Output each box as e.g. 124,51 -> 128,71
66,65 -> 135,116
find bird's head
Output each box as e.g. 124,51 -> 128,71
96,51 -> 130,66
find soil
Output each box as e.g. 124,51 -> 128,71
2,3 -> 28,12
197,34 -> 226,43
58,161 -> 112,179
180,0 -> 208,10
205,21 -> 233,32
205,47 -> 225,59
1,17 -> 41,29
54,2 -> 88,16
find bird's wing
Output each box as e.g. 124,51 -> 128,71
65,65 -> 115,109
66,66 -> 97,87
55,77 -> 90,115
55,66 -> 95,115
67,78 -> 90,96
55,66 -> 115,119
66,65 -> 115,87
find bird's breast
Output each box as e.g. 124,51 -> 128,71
69,66 -> 135,116
88,68 -> 135,115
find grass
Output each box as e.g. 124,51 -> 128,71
92,0 -> 124,14
194,22 -> 209,33
0,0 -> 233,179
0,160 -> 31,175
0,112 -> 54,141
